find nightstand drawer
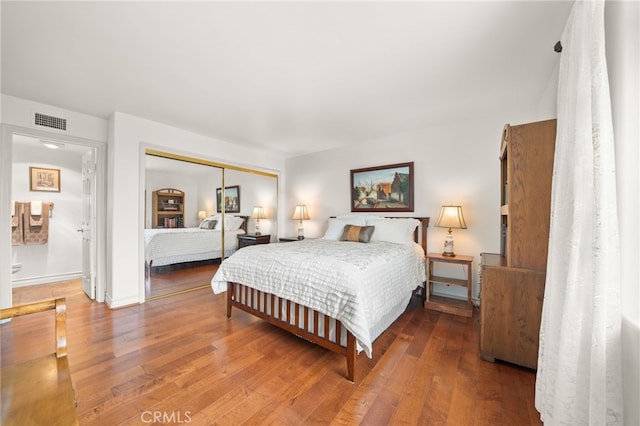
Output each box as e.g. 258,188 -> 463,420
278,236 -> 302,242
238,234 -> 270,248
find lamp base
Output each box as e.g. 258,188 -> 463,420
442,233 -> 455,257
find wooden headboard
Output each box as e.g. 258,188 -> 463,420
328,216 -> 430,252
237,215 -> 249,233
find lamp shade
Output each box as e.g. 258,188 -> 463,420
251,206 -> 266,219
197,210 -> 207,221
292,205 -> 310,221
435,205 -> 467,230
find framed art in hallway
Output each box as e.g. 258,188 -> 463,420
30,166 -> 61,192
350,162 -> 414,212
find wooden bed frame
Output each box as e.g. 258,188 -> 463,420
226,216 -> 429,382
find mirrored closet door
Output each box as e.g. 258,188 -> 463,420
143,151 -> 277,300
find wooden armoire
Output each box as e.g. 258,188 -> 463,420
480,118 -> 556,369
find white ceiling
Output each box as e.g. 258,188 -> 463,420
13,134 -> 92,155
1,1 -> 573,157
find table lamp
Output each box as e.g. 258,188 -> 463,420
292,205 -> 310,240
435,205 -> 467,257
251,206 -> 266,235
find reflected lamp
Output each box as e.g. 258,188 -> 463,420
251,206 -> 266,235
292,205 -> 310,240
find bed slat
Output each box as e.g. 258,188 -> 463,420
228,282 -> 353,381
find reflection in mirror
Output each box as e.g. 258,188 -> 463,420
144,155 -> 223,299
143,153 -> 278,301
223,169 -> 278,242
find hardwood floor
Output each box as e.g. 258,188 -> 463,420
3,274 -> 542,425
147,260 -> 220,299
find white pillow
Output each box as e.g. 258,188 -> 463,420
366,217 -> 419,244
228,216 -> 245,231
213,215 -> 245,231
335,214 -> 368,224
199,218 -> 217,229
322,216 -> 367,240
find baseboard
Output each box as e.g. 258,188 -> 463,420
105,294 -> 140,309
12,272 -> 82,288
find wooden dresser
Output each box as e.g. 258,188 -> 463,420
480,119 -> 556,369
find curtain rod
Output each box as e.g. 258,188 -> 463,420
554,41 -> 563,53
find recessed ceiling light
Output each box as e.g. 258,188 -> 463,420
41,141 -> 65,149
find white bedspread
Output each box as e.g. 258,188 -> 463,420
211,239 -> 426,357
144,228 -> 245,266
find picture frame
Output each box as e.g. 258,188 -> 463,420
216,185 -> 241,213
29,166 -> 61,192
350,162 -> 414,212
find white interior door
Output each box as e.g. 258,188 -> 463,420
81,150 -> 97,299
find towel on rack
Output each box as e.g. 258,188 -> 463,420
11,201 -> 19,227
24,202 -> 49,244
11,202 -> 23,245
31,201 -> 42,216
29,201 -> 45,226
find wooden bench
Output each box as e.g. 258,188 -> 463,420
1,298 -> 79,425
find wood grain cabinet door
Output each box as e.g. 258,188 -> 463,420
480,266 -> 545,369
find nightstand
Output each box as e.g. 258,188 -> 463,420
237,234 -> 271,249
425,253 -> 474,317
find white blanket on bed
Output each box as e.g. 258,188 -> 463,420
144,228 -> 244,264
211,239 -> 426,357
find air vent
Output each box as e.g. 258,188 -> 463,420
34,112 -> 67,131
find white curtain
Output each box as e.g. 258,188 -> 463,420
535,1 -> 623,425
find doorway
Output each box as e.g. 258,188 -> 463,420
3,127 -> 106,307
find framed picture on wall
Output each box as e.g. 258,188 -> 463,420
29,167 -> 61,192
216,185 -> 241,213
350,162 -> 414,212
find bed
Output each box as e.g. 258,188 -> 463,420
211,215 -> 429,381
145,215 -> 248,268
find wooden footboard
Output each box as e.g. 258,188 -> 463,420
227,281 -> 357,382
225,217 -> 429,382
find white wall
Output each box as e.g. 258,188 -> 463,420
606,1 -> 640,424
223,169 -> 279,238
107,112 -> 285,308
1,95 -> 108,141
197,173 -> 221,219
11,142 -> 83,285
284,110 -> 556,302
